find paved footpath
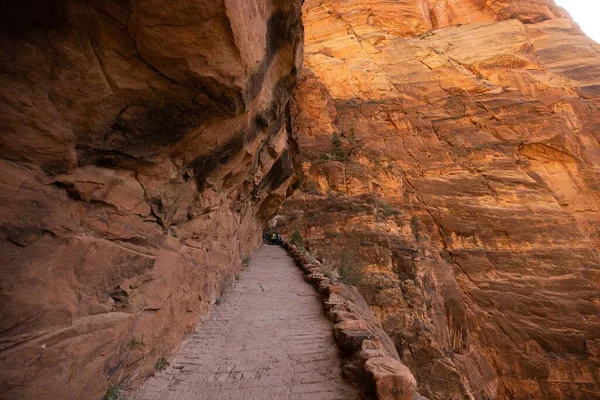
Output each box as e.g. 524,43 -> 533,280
136,245 -> 360,400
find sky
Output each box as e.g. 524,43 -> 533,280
554,0 -> 600,43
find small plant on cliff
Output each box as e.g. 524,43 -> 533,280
129,335 -> 145,350
346,124 -> 364,155
378,199 -> 401,218
410,215 -> 422,241
348,124 -> 357,144
319,133 -> 347,162
331,132 -> 346,161
321,263 -> 340,281
104,383 -> 130,400
155,356 -> 168,372
336,252 -> 364,287
242,256 -> 251,270
290,228 -> 304,249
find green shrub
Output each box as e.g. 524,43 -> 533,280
318,133 -> 347,162
129,336 -> 144,350
104,383 -> 130,400
331,133 -> 346,161
319,152 -> 332,162
321,263 -> 339,281
347,124 -> 364,150
380,200 -> 401,217
291,228 -> 304,248
336,252 -> 364,287
155,356 -> 168,372
410,215 -> 422,241
242,256 -> 251,270
348,124 -> 357,144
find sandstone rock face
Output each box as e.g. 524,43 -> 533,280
365,357 -> 417,400
0,1 -> 302,399
277,1 -> 600,399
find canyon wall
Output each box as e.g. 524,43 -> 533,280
0,1 -> 303,398
276,1 -> 600,399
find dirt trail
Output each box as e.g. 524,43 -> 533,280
135,245 -> 359,400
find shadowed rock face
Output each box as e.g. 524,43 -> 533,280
0,0 -> 303,398
276,1 -> 600,399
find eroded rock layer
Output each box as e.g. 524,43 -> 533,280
0,1 -> 302,398
277,1 -> 600,399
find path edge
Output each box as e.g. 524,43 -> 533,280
280,241 -> 425,400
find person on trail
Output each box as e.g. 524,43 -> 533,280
263,231 -> 275,245
263,231 -> 283,246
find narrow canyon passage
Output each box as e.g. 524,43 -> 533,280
135,246 -> 359,400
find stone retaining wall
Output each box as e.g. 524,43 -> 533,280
281,241 -> 425,400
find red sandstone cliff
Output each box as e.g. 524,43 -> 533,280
277,1 -> 600,399
0,1 -> 303,398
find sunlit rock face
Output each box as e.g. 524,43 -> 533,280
0,1 -> 302,398
277,1 -> 600,399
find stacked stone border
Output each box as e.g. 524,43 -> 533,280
281,241 -> 422,400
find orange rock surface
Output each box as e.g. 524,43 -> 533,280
277,0 -> 600,399
0,0 -> 302,398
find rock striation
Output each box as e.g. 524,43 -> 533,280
276,0 -> 600,399
0,0 -> 302,399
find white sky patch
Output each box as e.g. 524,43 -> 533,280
554,0 -> 600,43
